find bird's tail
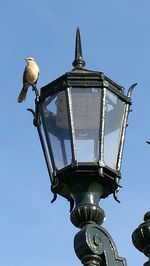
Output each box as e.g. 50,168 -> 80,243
17,84 -> 29,103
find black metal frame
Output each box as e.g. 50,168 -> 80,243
29,69 -> 136,205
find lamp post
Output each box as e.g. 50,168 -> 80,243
132,211 -> 150,266
27,28 -> 137,265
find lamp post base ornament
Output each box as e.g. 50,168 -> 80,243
70,181 -> 127,266
73,223 -> 127,266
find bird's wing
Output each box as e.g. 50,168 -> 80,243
34,71 -> 40,85
22,66 -> 28,84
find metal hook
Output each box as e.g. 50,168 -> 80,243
27,108 -> 38,127
27,108 -> 35,117
113,177 -> 122,203
51,192 -> 57,203
51,176 -> 59,204
127,83 -> 137,98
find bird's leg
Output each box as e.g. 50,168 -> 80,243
31,84 -> 39,98
31,83 -> 36,91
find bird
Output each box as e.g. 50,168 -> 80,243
18,57 -> 40,103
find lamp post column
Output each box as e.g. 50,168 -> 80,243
71,186 -> 104,266
69,178 -> 127,266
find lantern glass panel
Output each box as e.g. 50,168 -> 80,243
39,121 -> 53,179
41,92 -> 72,170
71,87 -> 102,163
104,90 -> 125,170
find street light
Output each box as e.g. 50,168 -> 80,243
27,28 -> 137,265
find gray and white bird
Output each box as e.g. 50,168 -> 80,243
18,57 -> 40,103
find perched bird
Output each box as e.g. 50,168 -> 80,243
18,57 -> 40,103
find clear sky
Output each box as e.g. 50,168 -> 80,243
1,0 -> 150,265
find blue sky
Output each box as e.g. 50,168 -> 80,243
1,0 -> 150,265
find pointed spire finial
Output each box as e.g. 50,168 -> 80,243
72,27 -> 86,69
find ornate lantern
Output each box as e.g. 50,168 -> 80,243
27,28 -> 136,266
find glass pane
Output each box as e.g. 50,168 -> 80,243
71,88 -> 102,162
41,91 -> 72,170
104,90 -> 125,170
38,121 -> 53,181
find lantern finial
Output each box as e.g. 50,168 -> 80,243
72,27 -> 86,69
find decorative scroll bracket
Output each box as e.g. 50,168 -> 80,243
74,223 -> 127,266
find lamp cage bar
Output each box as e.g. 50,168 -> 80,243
65,87 -> 77,164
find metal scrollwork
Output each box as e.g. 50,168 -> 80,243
74,224 -> 127,266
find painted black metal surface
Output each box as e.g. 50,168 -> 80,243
132,212 -> 150,266
72,27 -> 86,69
74,223 -> 127,266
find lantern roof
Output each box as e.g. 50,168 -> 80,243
40,28 -> 131,103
